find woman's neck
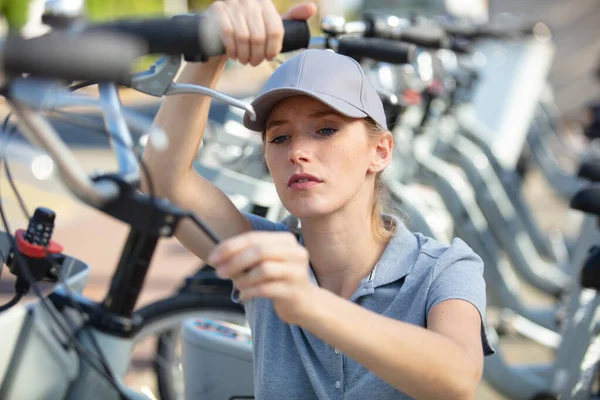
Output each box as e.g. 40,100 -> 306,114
300,212 -> 391,299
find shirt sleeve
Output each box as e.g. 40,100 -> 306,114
244,212 -> 289,233
426,238 -> 495,356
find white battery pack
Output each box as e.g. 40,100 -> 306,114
182,318 -> 254,399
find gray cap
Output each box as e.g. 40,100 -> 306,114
242,49 -> 387,132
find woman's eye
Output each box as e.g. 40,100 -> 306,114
269,135 -> 289,144
317,127 -> 338,136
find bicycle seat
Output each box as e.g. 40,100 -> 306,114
577,158 -> 600,182
580,246 -> 600,290
570,184 -> 600,216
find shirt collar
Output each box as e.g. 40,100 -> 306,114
301,214 -> 419,296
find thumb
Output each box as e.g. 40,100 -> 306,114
282,2 -> 318,20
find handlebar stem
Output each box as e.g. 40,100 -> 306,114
98,82 -> 140,183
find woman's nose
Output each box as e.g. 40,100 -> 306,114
288,136 -> 312,164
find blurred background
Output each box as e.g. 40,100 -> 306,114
0,1 -> 598,399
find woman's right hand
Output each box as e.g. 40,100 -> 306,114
206,0 -> 317,67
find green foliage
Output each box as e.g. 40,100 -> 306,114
84,0 -> 167,71
85,0 -> 164,21
0,0 -> 29,30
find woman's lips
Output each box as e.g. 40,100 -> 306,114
289,180 -> 321,190
288,173 -> 322,189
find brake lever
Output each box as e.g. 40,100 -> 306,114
131,54 -> 181,97
131,54 -> 257,121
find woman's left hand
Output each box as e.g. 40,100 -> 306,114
207,231 -> 315,325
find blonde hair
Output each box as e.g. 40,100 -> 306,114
363,117 -> 397,242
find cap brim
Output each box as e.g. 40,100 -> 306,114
242,88 -> 368,132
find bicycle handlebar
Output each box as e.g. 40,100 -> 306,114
350,12 -> 545,50
358,14 -> 450,49
336,37 -> 416,64
2,15 -> 310,85
1,31 -> 146,85
85,16 -> 310,62
441,23 -> 525,40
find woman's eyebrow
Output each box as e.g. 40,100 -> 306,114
309,110 -> 341,119
265,119 -> 288,130
266,110 -> 341,130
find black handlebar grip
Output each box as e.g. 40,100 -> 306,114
443,23 -> 523,40
281,20 -> 311,53
86,14 -> 205,59
337,37 -> 416,65
399,25 -> 450,49
87,15 -> 309,62
2,32 -> 145,85
197,18 -> 310,59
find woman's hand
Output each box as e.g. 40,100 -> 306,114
207,231 -> 316,325
206,0 -> 317,66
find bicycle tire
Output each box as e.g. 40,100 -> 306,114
133,291 -> 246,400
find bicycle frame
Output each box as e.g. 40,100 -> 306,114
411,132 -> 561,332
431,114 -> 571,296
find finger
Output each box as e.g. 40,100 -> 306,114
239,281 -> 288,302
247,3 -> 267,66
211,2 -> 237,60
208,231 -> 298,265
282,2 -> 318,20
215,242 -> 290,278
262,2 -> 284,60
233,261 -> 285,290
226,5 -> 251,64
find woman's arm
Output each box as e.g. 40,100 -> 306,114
298,290 -> 483,400
210,231 -> 485,399
140,1 -> 316,261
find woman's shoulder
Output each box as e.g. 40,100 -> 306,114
414,231 -> 482,267
412,230 -> 483,273
386,214 -> 483,279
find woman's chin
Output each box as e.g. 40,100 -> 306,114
285,203 -> 331,220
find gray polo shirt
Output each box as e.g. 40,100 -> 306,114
235,213 -> 494,400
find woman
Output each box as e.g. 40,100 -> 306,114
142,1 -> 494,399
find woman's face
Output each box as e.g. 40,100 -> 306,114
263,95 -> 387,219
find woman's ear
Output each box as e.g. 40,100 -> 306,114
368,131 -> 394,173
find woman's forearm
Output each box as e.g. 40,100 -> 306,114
299,287 -> 480,400
140,57 -> 228,197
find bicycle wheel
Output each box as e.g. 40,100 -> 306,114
127,290 -> 246,400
